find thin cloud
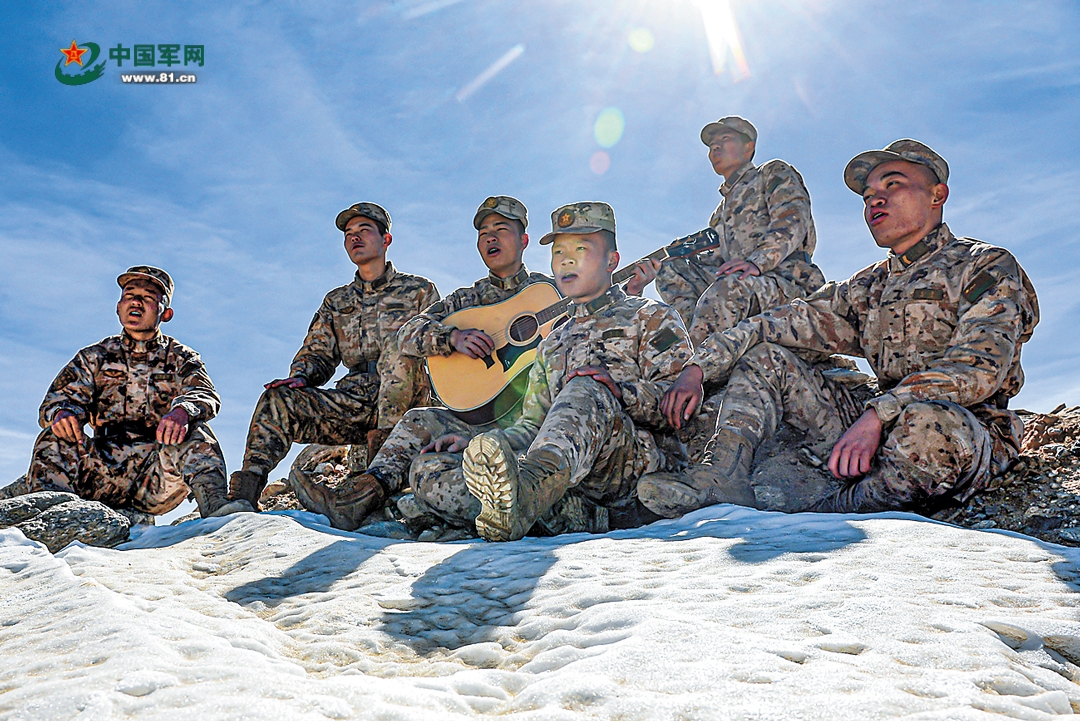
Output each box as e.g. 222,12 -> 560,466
455,44 -> 525,102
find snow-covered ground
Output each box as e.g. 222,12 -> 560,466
5,507 -> 1080,720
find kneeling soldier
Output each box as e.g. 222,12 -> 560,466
230,203 -> 439,514
462,202 -> 754,542
641,140 -> 1039,517
3,266 -> 241,522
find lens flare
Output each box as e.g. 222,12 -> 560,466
590,151 -> 611,175
628,28 -> 655,53
693,0 -> 750,81
594,108 -> 625,149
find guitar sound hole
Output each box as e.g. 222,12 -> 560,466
509,315 -> 539,343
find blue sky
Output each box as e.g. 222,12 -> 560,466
2,1 -> 1078,510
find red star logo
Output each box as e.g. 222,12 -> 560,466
60,40 -> 87,67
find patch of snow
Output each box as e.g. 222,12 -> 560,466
4,507 -> 1080,719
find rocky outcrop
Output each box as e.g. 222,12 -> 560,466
0,491 -> 130,552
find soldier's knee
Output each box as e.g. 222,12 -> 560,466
561,375 -> 621,411
887,401 -> 979,465
735,342 -> 792,373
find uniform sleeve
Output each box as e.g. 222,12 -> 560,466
866,251 -> 1037,423
375,281 -> 441,430
397,286 -> 475,359
743,162 -> 814,274
499,352 -> 552,451
618,305 -> 693,428
691,278 -> 864,383
38,349 -> 98,429
289,298 -> 340,387
171,350 -> 221,422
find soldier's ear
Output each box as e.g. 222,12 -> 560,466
521,232 -> 529,250
383,233 -> 393,251
161,307 -> 174,323
931,183 -> 949,209
607,250 -> 620,273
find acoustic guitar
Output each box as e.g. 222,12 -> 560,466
427,228 -> 721,424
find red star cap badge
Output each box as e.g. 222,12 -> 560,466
60,40 -> 87,67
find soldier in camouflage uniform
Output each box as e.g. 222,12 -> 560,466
230,203 -> 439,522
639,140 -> 1039,518
1,266 -> 243,523
309,196 -> 561,530
462,202 -> 751,542
627,116 -> 824,345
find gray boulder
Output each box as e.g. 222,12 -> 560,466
0,491 -> 130,553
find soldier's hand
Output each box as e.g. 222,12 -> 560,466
422,433 -> 470,453
624,259 -> 663,296
828,409 -> 883,479
566,365 -> 623,401
661,365 -> 704,429
716,258 -> 761,280
265,377 -> 307,390
450,328 -> 496,359
157,407 -> 190,445
50,410 -> 85,443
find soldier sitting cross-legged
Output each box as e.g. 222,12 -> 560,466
229,202 -> 439,523
638,140 -> 1039,518
462,201 -> 757,542
1,266 -> 242,523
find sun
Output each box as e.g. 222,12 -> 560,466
691,0 -> 750,80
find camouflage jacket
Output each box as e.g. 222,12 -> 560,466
39,331 -> 220,432
289,262 -> 439,426
666,159 -> 822,289
502,286 -> 693,450
397,264 -> 553,358
692,224 -> 1040,423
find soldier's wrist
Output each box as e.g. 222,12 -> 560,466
865,394 -> 901,425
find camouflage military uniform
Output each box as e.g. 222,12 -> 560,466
372,264 -> 553,525
238,262 -> 439,477
691,223 -> 1039,511
479,286 -> 691,516
12,332 -> 227,517
656,159 -> 825,344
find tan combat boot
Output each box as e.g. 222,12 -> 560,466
637,428 -> 758,518
193,480 -> 254,518
463,432 -> 570,542
228,469 -> 268,510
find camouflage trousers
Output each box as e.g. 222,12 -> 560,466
715,342 -> 997,510
13,423 -> 226,516
656,259 -> 822,346
368,406 -> 495,527
240,383 -> 378,475
522,376 -> 677,509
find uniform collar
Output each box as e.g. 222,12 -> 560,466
571,285 -> 624,318
887,223 -> 953,272
489,264 -> 530,291
353,261 -> 396,294
120,329 -> 164,353
719,161 -> 756,197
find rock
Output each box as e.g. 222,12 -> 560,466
0,492 -> 129,552
1059,528 -> 1080,543
971,520 -> 997,529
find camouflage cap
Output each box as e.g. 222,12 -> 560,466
473,195 -> 528,230
700,116 -> 758,145
844,139 -> 950,194
335,202 -> 392,233
117,266 -> 174,306
539,201 -> 616,246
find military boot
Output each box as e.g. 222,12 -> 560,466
637,428 -> 757,518
325,471 -> 388,531
463,432 -> 570,542
228,469 -> 268,510
534,491 -> 609,536
192,480 -> 255,518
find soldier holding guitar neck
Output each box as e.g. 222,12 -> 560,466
305,196 -> 607,533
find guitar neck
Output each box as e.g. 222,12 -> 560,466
612,247 -> 671,286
